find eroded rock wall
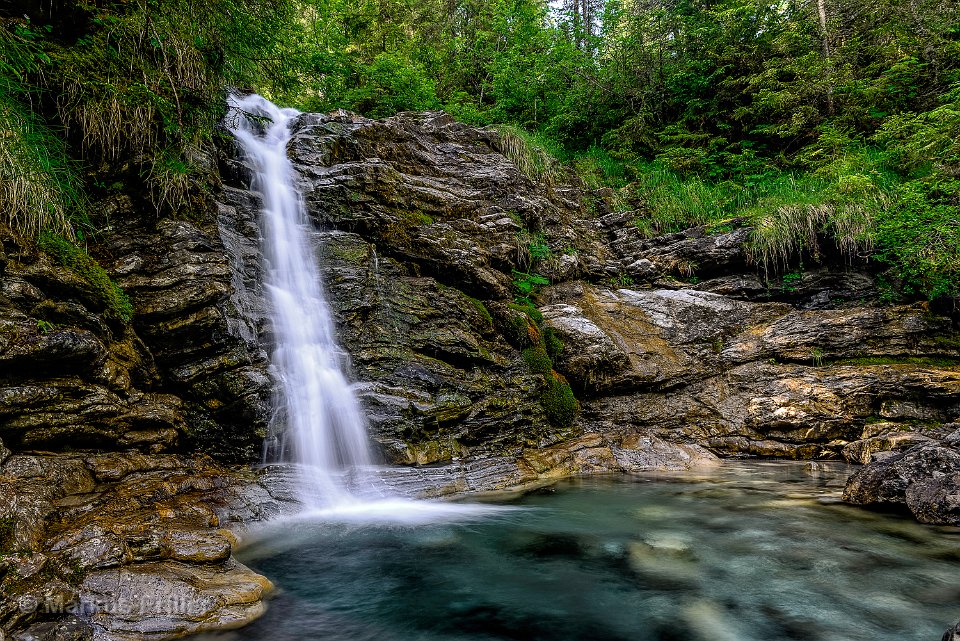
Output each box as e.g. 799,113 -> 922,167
272,108 -> 960,467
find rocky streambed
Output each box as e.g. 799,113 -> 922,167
1,106 -> 959,640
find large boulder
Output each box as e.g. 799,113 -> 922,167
843,427 -> 960,524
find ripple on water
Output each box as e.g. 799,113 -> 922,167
209,461 -> 960,641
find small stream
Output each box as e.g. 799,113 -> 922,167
222,462 -> 960,641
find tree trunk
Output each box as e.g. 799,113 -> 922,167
815,0 -> 835,114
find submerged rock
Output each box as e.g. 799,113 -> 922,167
944,620 -> 960,641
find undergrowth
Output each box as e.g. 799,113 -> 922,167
0,23 -> 84,238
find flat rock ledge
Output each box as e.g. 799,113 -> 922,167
0,449 -> 291,641
0,431 -> 715,641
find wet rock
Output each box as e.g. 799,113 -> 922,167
105,216 -> 272,461
80,559 -> 272,639
11,617 -> 92,641
312,230 -> 547,464
288,111 -> 597,299
943,620 -> 960,641
539,303 -> 630,392
1,451 -> 280,641
905,473 -> 960,525
843,442 -> 960,507
842,432 -> 934,464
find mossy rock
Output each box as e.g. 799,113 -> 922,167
467,296 -> 494,334
522,345 -> 553,375
38,232 -> 133,322
543,327 -> 564,359
541,371 -> 579,428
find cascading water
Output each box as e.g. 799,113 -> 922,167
227,93 -> 510,523
226,93 -> 373,509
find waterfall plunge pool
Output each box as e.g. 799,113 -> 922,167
208,461 -> 960,641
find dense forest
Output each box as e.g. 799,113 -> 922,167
1,0 -> 958,302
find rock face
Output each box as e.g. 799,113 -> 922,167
2,105 -> 960,639
843,425 -> 960,525
0,451 -> 290,641
268,108 -> 960,465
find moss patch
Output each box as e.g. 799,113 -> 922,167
38,232 -> 133,322
467,296 -> 494,333
543,327 -> 564,359
522,345 -> 553,375
541,371 -> 578,428
506,304 -> 579,428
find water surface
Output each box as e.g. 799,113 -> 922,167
224,462 -> 960,641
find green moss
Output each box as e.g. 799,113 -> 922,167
522,345 -> 553,375
408,210 -> 434,225
38,231 -> 133,322
467,296 -> 494,333
541,371 -> 579,427
933,335 -> 960,351
543,327 -> 564,359
380,209 -> 436,245
508,301 -> 543,325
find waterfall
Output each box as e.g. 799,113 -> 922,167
226,93 -> 372,509
226,94 -> 511,524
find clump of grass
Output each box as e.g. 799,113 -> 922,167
38,231 -> 133,322
572,146 -> 629,189
0,25 -> 83,239
492,124 -> 564,185
628,151 -> 890,275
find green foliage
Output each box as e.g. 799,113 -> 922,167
511,270 -> 550,302
0,23 -> 85,238
811,347 -> 825,367
527,233 -> 552,262
38,232 -> 133,322
4,0 -> 957,302
345,53 -> 440,118
541,371 -> 578,428
874,178 -> 960,299
1,0 -> 301,235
